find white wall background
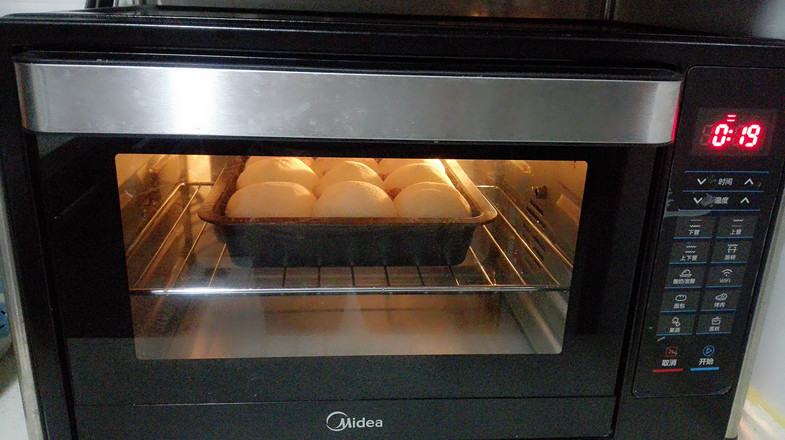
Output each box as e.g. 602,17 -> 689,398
750,238 -> 785,419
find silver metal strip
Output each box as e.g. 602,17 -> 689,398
0,183 -> 43,439
15,62 -> 681,144
603,0 -> 617,20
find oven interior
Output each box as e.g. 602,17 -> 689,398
116,154 -> 587,360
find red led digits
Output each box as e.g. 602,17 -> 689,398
711,123 -> 731,148
694,109 -> 774,156
702,113 -> 766,153
739,124 -> 761,148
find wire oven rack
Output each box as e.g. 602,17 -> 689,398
126,183 -> 574,297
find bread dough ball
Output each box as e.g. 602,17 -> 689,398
312,157 -> 379,176
236,157 -> 318,191
314,161 -> 384,197
226,182 -> 316,217
383,162 -> 453,196
378,158 -> 445,177
246,156 -> 313,168
394,182 -> 472,218
313,181 -> 396,217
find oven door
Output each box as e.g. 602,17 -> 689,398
18,56 -> 679,439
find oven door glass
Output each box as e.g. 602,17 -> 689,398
36,135 -> 656,406
119,154 -> 583,359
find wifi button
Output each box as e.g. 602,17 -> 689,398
706,266 -> 746,287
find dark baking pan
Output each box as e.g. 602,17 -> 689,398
198,157 -> 497,267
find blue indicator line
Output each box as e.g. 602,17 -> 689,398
704,285 -> 743,289
670,262 -> 708,265
682,190 -> 764,193
690,367 -> 720,372
665,286 -> 704,290
655,334 -> 689,337
673,237 -> 713,240
696,332 -> 732,335
679,209 -> 761,212
709,261 -> 748,264
705,309 -> 737,312
659,310 -> 698,313
716,236 -> 754,239
685,170 -> 769,174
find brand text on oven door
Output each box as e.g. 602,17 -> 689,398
326,411 -> 384,431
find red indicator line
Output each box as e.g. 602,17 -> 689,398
652,368 -> 684,373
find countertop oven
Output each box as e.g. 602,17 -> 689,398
1,5 -> 785,440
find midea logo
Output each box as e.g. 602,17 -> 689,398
325,411 -> 384,432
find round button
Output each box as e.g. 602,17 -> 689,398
702,345 -> 716,357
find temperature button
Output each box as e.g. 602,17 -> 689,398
682,192 -> 761,210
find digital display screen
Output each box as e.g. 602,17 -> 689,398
692,109 -> 777,156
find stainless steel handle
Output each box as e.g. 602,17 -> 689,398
16,61 -> 681,144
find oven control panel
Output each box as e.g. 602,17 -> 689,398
633,67 -> 785,397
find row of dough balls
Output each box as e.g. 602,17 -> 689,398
225,157 -> 472,218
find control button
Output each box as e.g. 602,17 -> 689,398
696,313 -> 735,334
735,194 -> 761,209
711,240 -> 751,263
656,314 -> 696,336
716,216 -> 758,237
661,290 -> 700,312
674,217 -> 716,239
700,290 -> 740,311
686,174 -> 735,190
654,345 -> 683,372
665,266 -> 706,288
684,172 -> 767,190
705,266 -> 746,287
739,175 -> 765,190
670,241 -> 710,263
692,344 -> 720,372
683,192 -> 762,210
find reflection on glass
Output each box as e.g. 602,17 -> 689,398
148,0 -> 604,20
117,154 -> 586,359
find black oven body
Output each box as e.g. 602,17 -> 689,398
1,7 -> 785,440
